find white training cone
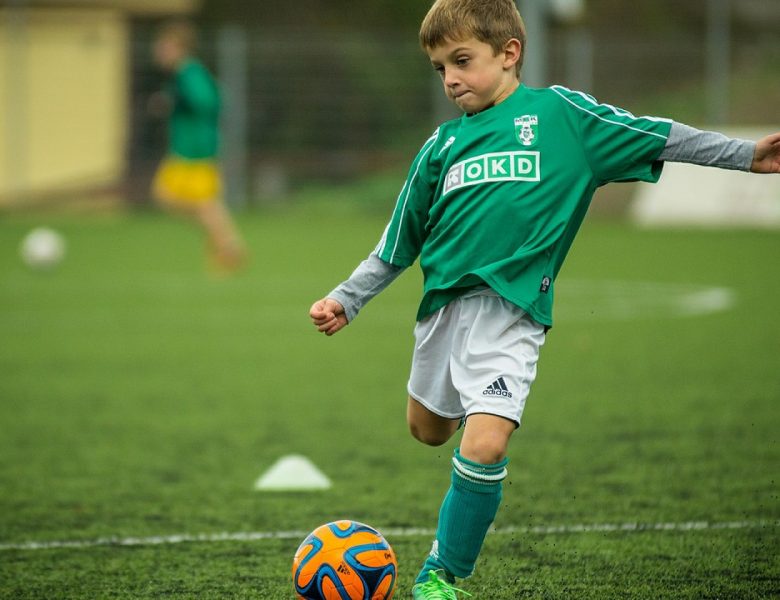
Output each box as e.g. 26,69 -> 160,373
254,454 -> 332,491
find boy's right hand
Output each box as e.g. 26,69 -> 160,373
309,298 -> 348,336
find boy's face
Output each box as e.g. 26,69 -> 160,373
427,37 -> 521,114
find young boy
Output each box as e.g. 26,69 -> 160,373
310,1 -> 780,597
151,21 -> 246,272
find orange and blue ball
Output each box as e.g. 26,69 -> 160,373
292,520 -> 397,600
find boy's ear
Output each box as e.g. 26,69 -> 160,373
502,38 -> 523,71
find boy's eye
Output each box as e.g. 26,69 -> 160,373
456,56 -> 470,67
433,65 -> 445,76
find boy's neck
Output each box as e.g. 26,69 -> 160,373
469,79 -> 521,116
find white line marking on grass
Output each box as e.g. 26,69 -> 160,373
0,519 -> 775,552
555,280 -> 736,322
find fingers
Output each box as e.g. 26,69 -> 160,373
314,313 -> 347,335
309,300 -> 327,320
752,133 -> 780,173
310,298 -> 343,317
309,298 -> 348,335
320,315 -> 348,336
309,300 -> 332,321
766,132 -> 780,145
759,132 -> 780,154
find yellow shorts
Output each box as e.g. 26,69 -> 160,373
153,157 -> 222,205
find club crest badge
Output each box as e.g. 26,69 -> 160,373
515,115 -> 539,147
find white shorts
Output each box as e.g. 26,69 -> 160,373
407,288 -> 546,426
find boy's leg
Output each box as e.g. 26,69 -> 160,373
459,413 -> 516,465
414,414 -> 515,584
408,293 -> 544,590
407,396 -> 461,447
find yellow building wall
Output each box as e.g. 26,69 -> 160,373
0,8 -> 128,203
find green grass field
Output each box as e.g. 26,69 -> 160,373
1,206 -> 778,599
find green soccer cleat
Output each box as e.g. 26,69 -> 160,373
411,570 -> 472,599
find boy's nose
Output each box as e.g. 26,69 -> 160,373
443,69 -> 459,88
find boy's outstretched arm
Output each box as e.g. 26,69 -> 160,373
659,123 -> 780,174
309,253 -> 405,337
751,132 -> 780,174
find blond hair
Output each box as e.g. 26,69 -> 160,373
419,0 -> 526,74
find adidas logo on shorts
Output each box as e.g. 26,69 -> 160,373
483,377 -> 513,398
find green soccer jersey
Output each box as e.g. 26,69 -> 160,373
168,59 -> 221,159
375,84 -> 672,327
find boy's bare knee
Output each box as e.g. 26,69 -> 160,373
459,439 -> 507,464
407,395 -> 458,446
460,414 -> 516,464
408,421 -> 451,446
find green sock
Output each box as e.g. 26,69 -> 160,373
415,448 -> 508,583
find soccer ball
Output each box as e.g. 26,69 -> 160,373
20,227 -> 66,269
292,520 -> 397,600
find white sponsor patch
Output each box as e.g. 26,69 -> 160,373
443,151 -> 540,195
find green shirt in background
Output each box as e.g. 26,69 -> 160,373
168,59 -> 221,159
375,84 -> 672,327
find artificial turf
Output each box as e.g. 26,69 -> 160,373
0,207 -> 777,598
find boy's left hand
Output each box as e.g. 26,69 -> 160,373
751,132 -> 780,174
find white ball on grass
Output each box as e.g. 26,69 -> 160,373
20,227 -> 66,269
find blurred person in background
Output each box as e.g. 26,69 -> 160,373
151,21 -> 247,273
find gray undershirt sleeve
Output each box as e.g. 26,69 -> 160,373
327,253 -> 405,323
659,122 -> 756,171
